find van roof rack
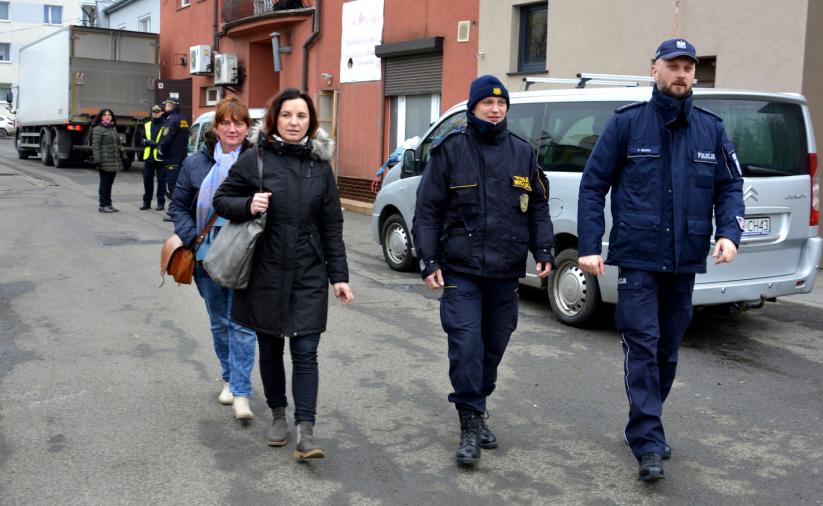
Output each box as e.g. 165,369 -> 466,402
523,73 -> 695,91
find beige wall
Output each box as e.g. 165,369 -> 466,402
803,0 -> 823,153
479,0 -> 809,94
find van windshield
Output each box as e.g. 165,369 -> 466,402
695,98 -> 809,177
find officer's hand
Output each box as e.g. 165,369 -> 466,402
535,262 -> 552,278
250,192 -> 272,215
712,238 -> 738,264
425,269 -> 444,290
333,282 -> 353,305
579,255 -> 605,276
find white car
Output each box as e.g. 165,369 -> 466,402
0,115 -> 14,138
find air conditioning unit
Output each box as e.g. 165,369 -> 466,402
189,45 -> 212,74
214,53 -> 239,85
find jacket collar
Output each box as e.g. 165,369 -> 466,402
466,117 -> 508,144
651,85 -> 692,128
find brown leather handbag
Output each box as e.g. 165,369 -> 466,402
160,213 -> 218,285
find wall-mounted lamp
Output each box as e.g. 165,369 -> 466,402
320,72 -> 333,85
270,32 -> 292,72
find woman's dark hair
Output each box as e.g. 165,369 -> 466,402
263,88 -> 318,140
92,108 -> 116,127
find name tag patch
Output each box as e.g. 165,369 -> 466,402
694,150 -> 717,163
627,145 -> 660,157
512,176 -> 532,191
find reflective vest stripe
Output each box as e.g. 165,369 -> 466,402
143,122 -> 162,161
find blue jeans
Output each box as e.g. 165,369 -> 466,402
193,264 -> 257,397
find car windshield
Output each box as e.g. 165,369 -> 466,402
695,98 -> 809,177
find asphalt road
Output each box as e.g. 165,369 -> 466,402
1,139 -> 822,505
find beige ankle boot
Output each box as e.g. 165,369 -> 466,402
293,421 -> 324,460
218,383 -> 234,405
233,396 -> 254,420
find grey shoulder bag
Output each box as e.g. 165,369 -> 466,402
203,150 -> 267,289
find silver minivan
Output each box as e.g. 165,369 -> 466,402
371,87 -> 821,326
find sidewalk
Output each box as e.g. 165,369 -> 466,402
780,268 -> 823,308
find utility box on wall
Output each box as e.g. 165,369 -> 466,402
214,54 -> 239,85
189,45 -> 212,75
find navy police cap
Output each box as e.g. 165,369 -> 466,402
655,38 -> 699,63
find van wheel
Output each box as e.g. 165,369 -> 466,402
381,214 -> 415,271
548,248 -> 601,327
40,131 -> 54,166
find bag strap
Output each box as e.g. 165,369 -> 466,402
257,147 -> 264,192
193,213 -> 219,251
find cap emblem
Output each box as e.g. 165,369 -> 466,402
676,40 -> 687,49
492,87 -> 502,96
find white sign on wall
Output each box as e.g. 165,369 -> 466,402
339,0 -> 384,83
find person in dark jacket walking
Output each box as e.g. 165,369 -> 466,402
169,97 -> 258,421
412,75 -> 555,467
577,38 -> 745,482
159,98 -> 190,220
140,105 -> 167,211
213,88 -> 352,461
91,108 -> 123,213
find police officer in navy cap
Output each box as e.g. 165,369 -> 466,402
158,97 -> 190,221
578,38 -> 745,481
413,75 -> 554,467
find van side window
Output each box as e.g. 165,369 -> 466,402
506,102 -> 546,149
419,113 -> 466,167
197,121 -> 213,152
538,102 -> 627,172
696,99 -> 808,177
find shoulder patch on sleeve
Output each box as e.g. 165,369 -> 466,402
615,101 -> 647,113
179,120 -> 189,128
431,125 -> 465,153
694,105 -> 723,121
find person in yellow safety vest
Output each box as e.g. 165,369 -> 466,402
140,105 -> 167,211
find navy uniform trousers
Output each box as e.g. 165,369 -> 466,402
616,268 -> 695,459
440,270 -> 519,414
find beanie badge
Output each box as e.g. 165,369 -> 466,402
492,87 -> 502,96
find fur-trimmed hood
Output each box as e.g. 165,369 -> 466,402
256,127 -> 335,162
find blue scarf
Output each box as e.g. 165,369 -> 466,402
195,142 -> 240,258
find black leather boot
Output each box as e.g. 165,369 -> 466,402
478,416 -> 497,449
456,409 -> 481,466
638,453 -> 664,481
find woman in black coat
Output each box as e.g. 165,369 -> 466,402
213,89 -> 352,461
91,108 -> 123,213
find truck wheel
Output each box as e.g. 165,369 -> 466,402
381,214 -> 415,271
40,131 -> 54,166
547,248 -> 601,327
52,129 -> 71,168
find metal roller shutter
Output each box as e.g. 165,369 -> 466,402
384,53 -> 443,96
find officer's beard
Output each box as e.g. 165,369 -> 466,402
658,80 -> 693,99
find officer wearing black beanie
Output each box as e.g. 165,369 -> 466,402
413,75 -> 555,467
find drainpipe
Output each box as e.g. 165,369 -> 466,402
301,0 -> 322,93
213,0 -> 219,52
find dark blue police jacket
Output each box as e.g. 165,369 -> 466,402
158,109 -> 191,166
413,121 -> 555,279
578,86 -> 745,274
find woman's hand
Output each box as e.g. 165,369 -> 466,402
250,192 -> 272,215
333,282 -> 353,305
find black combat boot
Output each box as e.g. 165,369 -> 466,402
456,409 -> 481,466
478,415 -> 497,449
638,452 -> 664,481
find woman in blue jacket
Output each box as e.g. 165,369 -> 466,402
169,97 -> 258,421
